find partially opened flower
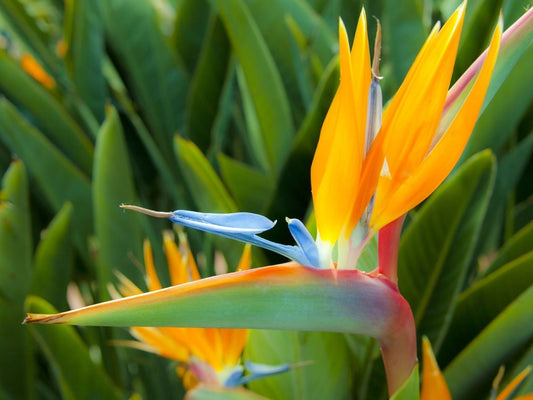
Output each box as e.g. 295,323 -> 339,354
112,232 -> 291,393
421,337 -> 533,400
112,231 -> 250,390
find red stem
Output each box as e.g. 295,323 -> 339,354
378,215 -> 405,285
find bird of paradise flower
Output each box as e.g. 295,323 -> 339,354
110,231 -> 293,397
25,2 -> 511,396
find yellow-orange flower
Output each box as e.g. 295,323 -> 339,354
114,231 -> 250,389
20,53 -> 56,89
311,3 -> 501,268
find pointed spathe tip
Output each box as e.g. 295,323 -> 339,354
120,204 -> 173,218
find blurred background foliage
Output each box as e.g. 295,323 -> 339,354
0,0 -> 531,399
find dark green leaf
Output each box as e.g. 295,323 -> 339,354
184,14 -> 230,151
103,0 -> 188,163
0,51 -> 94,175
93,106 -> 143,296
439,251 -> 533,366
472,134 -> 533,261
26,296 -> 122,400
462,42 -> 533,159
444,286 -> 533,400
485,220 -> 533,275
31,202 -> 73,311
245,330 -> 354,400
382,0 -> 427,97
216,0 -> 295,175
0,161 -> 33,400
64,0 -> 106,122
398,151 -> 495,350
173,0 -> 211,74
0,99 -> 93,260
218,154 -> 274,213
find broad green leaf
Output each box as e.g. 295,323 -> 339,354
398,151 -> 495,350
0,50 -> 94,175
462,40 -> 533,159
216,0 -> 295,175
472,134 -> 533,261
31,202 -> 73,311
246,330 -> 354,400
439,251 -> 533,366
25,265 -> 417,395
0,99 -> 92,260
244,0 -> 336,122
93,106 -> 143,295
26,296 -> 121,400
184,14 -> 231,152
174,136 -> 237,214
390,365 -> 419,400
0,161 -> 33,400
173,0 -> 211,74
102,58 -> 184,205
102,0 -> 188,163
485,220 -> 533,275
64,0 -> 106,122
187,386 -> 269,400
382,0 -> 428,97
218,154 -> 275,213
236,65 -> 270,172
444,286 -> 533,400
174,136 -> 247,266
507,343 -> 533,396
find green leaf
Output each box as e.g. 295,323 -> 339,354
218,154 -> 275,213
485,220 -> 533,275
174,136 -> 236,213
390,365 -> 419,400
187,386 -> 269,400
0,50 -> 94,175
0,161 -> 33,400
439,251 -> 533,366
463,41 -> 533,159
102,0 -> 189,162
246,330 -> 354,400
382,0 -> 428,97
26,296 -> 121,400
93,106 -> 143,296
0,99 -> 93,260
472,134 -> 533,258
216,0 -> 295,175
398,151 -> 495,350
243,0 -> 336,121
173,0 -> 211,74
174,136 -> 247,266
31,202 -> 73,311
444,286 -> 533,400
64,0 -> 106,122
184,14 -> 231,151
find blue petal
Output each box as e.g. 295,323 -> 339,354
168,210 -> 318,267
287,218 -> 319,267
170,210 -> 275,234
223,362 -> 291,387
222,365 -> 245,388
